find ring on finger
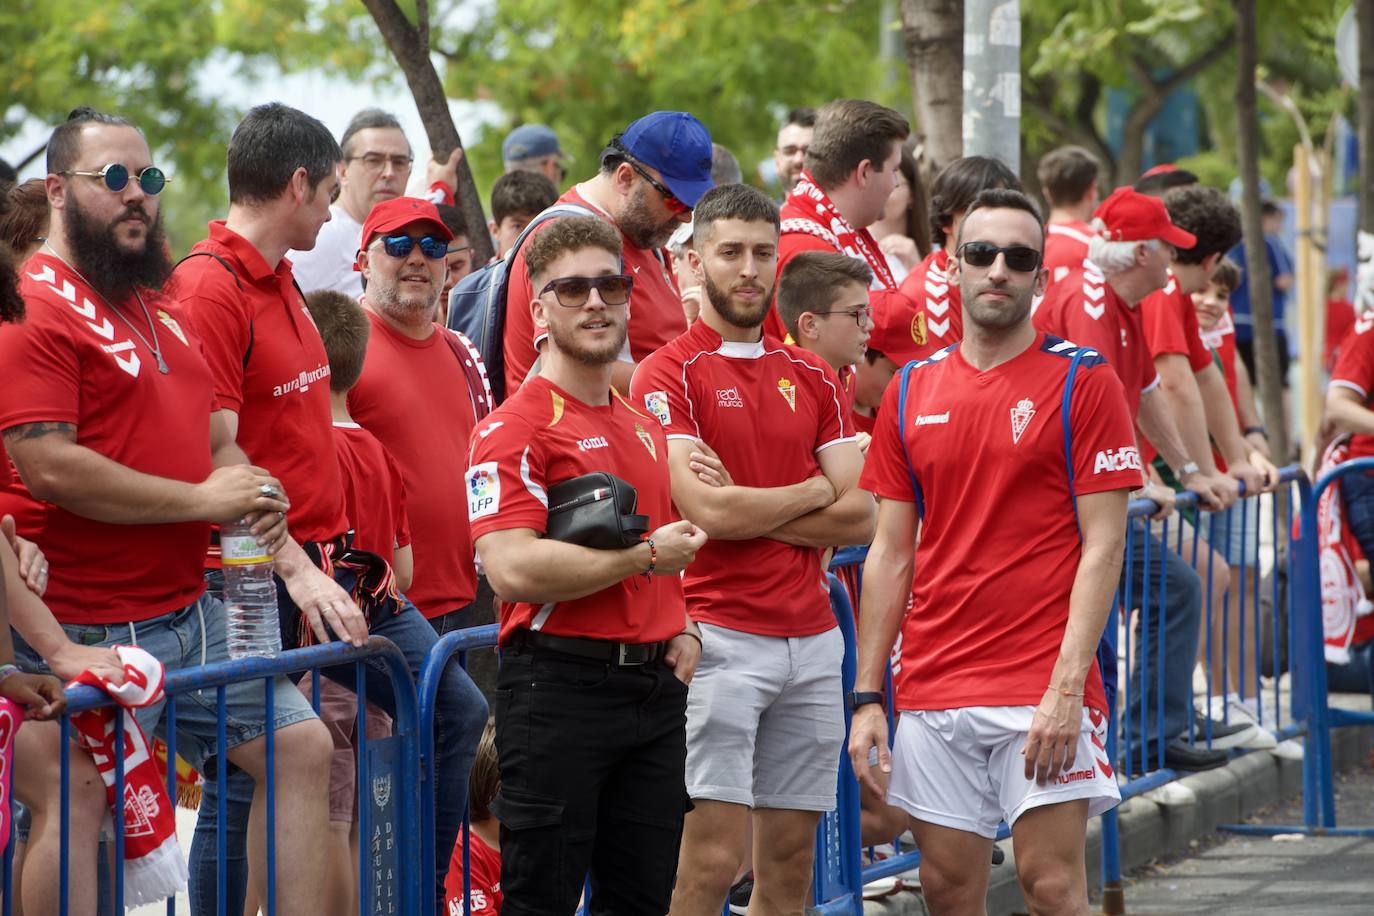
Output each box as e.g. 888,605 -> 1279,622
259,483 -> 279,498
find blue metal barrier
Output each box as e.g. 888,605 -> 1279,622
1,636 -> 421,916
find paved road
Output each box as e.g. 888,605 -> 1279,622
1121,761 -> 1374,915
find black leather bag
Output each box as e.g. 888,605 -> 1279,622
545,471 -> 649,549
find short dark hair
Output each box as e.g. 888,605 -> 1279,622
491,170 -> 558,225
227,103 -> 341,206
711,143 -> 742,186
1261,199 -> 1282,218
1211,257 -> 1242,295
0,180 -> 49,254
955,188 -> 1045,250
303,289 -> 371,393
1133,168 -> 1199,196
47,107 -> 137,175
805,99 -> 910,189
692,183 -> 780,247
524,215 -> 622,286
1037,146 -> 1099,208
929,156 -> 1022,248
777,251 -> 872,340
784,107 -> 817,130
434,204 -> 467,242
1163,186 -> 1242,264
340,109 -> 408,160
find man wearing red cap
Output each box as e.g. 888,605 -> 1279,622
500,111 -> 713,398
1034,186 -> 1234,773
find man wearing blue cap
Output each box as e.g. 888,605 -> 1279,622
500,111 -> 713,397
501,123 -> 567,186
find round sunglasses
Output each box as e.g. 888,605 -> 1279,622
61,163 -> 170,196
956,241 -> 1042,273
375,234 -> 450,260
539,274 -> 634,308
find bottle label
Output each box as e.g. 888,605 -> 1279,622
220,535 -> 271,566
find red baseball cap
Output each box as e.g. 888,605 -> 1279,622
1093,187 -> 1197,249
1139,163 -> 1178,179
866,302 -> 930,365
354,197 -> 453,270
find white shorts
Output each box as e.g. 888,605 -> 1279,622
684,623 -> 845,811
887,705 -> 1120,838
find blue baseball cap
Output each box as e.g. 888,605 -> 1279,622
618,111 -> 714,208
502,124 -> 562,162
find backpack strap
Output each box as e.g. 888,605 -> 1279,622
173,251 -> 254,371
505,203 -> 599,266
1060,347 -> 1090,530
438,328 -> 494,423
896,359 -> 926,519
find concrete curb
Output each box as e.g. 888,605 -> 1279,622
860,721 -> 1373,915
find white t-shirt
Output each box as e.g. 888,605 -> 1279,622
288,204 -> 364,300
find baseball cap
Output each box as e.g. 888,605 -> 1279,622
355,197 -> 453,269
502,124 -> 562,163
866,302 -> 929,366
1093,187 -> 1197,249
1139,163 -> 1178,179
617,111 -> 715,208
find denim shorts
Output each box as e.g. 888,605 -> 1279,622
11,591 -> 317,773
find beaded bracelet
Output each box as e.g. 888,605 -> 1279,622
643,537 -> 657,578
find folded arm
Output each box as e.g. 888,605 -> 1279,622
666,438 -> 833,540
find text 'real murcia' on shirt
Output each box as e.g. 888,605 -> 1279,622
1330,311 -> 1374,467
631,319 -> 854,638
171,221 -> 348,546
465,375 -> 683,645
0,253 -> 215,624
858,333 -> 1141,715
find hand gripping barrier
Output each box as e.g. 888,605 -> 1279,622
1,636 -> 421,916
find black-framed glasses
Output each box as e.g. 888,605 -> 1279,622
611,140 -> 689,215
60,163 -> 169,195
539,274 -> 634,308
956,241 -> 1042,273
347,153 -> 414,172
376,234 -> 449,260
814,306 -> 874,327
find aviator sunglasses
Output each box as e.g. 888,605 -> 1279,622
539,274 -> 634,308
376,234 -> 450,260
956,241 -> 1042,273
61,163 -> 170,196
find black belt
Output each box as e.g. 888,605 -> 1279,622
512,630 -> 663,666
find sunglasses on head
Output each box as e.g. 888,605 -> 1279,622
376,234 -> 449,260
611,140 -> 690,215
61,163 -> 169,196
956,241 -> 1042,273
539,274 -> 634,308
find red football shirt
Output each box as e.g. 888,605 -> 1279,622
1330,313 -> 1374,465
1033,263 -> 1159,421
443,830 -> 501,916
859,333 -> 1141,713
172,221 -> 347,545
466,375 -> 683,645
770,228 -> 917,346
501,186 -> 686,396
0,253 -> 214,623
890,248 -> 962,362
631,319 -> 854,637
1043,220 -> 1093,284
347,312 -> 484,616
332,422 -> 410,566
1140,273 -> 1211,373
852,409 -> 877,436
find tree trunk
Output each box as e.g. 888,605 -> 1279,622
361,0 -> 494,266
900,0 -> 963,179
1357,0 -> 1374,315
1234,0 -> 1289,461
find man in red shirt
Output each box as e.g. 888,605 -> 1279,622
772,99 -> 913,345
0,107 -> 333,916
501,111 -> 713,397
633,185 -> 875,915
850,188 -> 1134,914
1037,145 -> 1100,284
468,215 -> 705,913
894,155 -> 1021,361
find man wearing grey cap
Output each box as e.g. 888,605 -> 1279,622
502,123 -> 566,186
499,111 -> 713,397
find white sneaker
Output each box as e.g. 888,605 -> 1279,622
1199,694 -> 1279,750
860,843 -> 902,899
1272,739 -> 1304,760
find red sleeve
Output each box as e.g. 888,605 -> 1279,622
385,449 -> 412,550
502,235 -> 543,396
858,371 -> 917,503
0,313 -> 81,430
1141,286 -> 1212,373
466,414 -> 549,537
1069,362 -> 1144,494
804,354 -> 854,451
629,349 -> 699,439
1330,322 -> 1374,398
173,269 -> 251,412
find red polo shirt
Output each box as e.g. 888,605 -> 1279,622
171,221 -> 348,546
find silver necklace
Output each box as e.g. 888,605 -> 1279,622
42,243 -> 169,374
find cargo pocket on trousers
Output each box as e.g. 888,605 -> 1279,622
490,788 -> 573,907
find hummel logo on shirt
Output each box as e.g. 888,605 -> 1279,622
915,411 -> 950,426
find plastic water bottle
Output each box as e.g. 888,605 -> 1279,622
220,518 -> 281,659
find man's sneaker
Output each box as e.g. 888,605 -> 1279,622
1272,738 -> 1304,760
728,874 -> 752,915
860,844 -> 902,899
1197,694 -> 1280,749
1130,739 -> 1228,776
1193,716 -> 1270,750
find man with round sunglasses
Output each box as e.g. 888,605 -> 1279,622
500,111 -> 713,398
851,188 -> 1136,916
467,214 -> 706,913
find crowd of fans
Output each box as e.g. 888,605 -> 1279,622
0,91 -> 1364,916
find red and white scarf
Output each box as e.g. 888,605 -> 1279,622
781,170 -> 898,292
0,697 -> 19,857
70,646 -> 186,906
1314,437 -> 1374,663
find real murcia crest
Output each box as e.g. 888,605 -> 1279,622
156,309 -> 188,346
1010,398 -> 1035,444
777,376 -> 796,412
634,422 -> 657,460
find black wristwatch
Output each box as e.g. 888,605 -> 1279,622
848,690 -> 884,711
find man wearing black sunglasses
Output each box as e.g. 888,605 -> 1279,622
500,111 -> 714,399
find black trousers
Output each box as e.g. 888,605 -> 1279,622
492,644 -> 690,915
